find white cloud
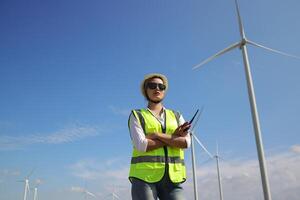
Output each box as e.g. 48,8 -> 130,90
0,169 -> 20,177
290,144 -> 300,153
70,186 -> 85,193
67,146 -> 300,200
69,157 -> 131,199
0,124 -> 101,151
69,157 -> 129,181
34,178 -> 43,185
184,147 -> 300,200
0,169 -> 20,185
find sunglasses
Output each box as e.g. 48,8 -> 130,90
146,82 -> 166,91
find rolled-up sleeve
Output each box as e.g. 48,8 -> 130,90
178,114 -> 191,148
129,113 -> 148,152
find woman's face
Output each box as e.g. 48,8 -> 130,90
145,78 -> 166,103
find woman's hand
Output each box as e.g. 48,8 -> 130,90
174,122 -> 191,137
146,133 -> 158,140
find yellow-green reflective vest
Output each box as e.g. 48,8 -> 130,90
129,109 -> 186,183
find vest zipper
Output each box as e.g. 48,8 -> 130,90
161,111 -> 169,177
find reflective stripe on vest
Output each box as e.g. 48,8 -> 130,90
131,155 -> 185,165
129,109 -> 186,183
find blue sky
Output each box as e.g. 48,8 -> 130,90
1,0 -> 300,199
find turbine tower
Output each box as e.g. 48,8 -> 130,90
23,179 -> 30,200
215,142 -> 224,200
197,142 -> 225,200
193,1 -> 300,200
33,187 -> 38,200
190,130 -> 214,200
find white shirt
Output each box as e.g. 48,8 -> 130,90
129,108 -> 191,152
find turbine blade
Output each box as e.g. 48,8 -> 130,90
192,134 -> 214,159
193,42 -> 240,70
113,193 -> 120,199
85,191 -> 96,197
26,168 -> 35,178
247,40 -> 300,59
190,106 -> 204,132
216,140 -> 219,156
235,0 -> 246,38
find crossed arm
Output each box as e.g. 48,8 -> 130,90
145,122 -> 191,151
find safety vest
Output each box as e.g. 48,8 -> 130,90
129,108 -> 186,183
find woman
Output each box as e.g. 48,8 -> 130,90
128,73 -> 191,200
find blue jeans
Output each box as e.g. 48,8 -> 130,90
131,174 -> 185,200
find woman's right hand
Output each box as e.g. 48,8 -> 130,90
174,122 -> 191,137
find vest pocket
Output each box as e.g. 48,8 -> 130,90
170,163 -> 182,171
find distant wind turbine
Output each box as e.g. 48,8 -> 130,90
18,169 -> 35,200
71,186 -> 97,199
197,142 -> 225,200
32,179 -> 42,200
22,179 -> 30,200
193,1 -> 300,200
103,186 -> 120,200
104,193 -> 120,200
214,142 -> 224,200
83,190 -> 97,199
189,107 -> 214,200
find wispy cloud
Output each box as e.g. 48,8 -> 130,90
109,105 -> 130,117
0,124 -> 101,151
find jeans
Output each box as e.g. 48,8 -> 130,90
131,173 -> 185,200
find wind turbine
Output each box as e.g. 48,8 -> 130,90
83,189 -> 97,199
103,185 -> 120,200
191,131 -> 214,200
189,107 -> 214,200
214,142 -> 224,200
193,1 -> 300,200
18,169 -> 35,200
22,179 -> 30,200
71,186 -> 97,200
103,192 -> 120,200
196,141 -> 225,200
32,179 -> 42,200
